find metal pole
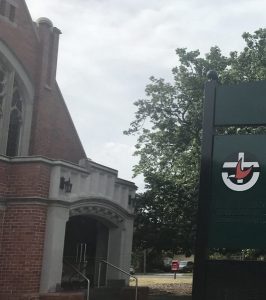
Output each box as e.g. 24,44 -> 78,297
98,261 -> 102,288
65,260 -> 90,300
143,249 -> 146,274
80,243 -> 83,263
84,243 -> 87,262
192,75 -> 218,300
76,243 -> 79,263
135,277 -> 138,300
87,279 -> 90,300
99,260 -> 138,299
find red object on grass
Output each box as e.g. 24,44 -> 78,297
171,260 -> 179,271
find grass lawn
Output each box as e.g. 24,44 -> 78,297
130,275 -> 192,297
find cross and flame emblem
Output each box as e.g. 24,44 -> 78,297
221,152 -> 260,192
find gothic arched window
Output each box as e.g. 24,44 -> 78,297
0,42 -> 34,157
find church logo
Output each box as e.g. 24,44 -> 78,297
221,152 -> 260,192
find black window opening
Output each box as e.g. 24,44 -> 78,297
0,68 -> 6,118
6,86 -> 23,157
9,4 -> 15,22
0,69 -> 5,83
0,0 -> 6,16
6,109 -> 21,156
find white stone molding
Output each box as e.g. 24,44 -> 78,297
40,204 -> 69,293
70,203 -> 125,227
49,159 -> 136,214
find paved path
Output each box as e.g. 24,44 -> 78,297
149,296 -> 192,300
137,273 -> 192,278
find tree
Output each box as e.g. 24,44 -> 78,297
125,29 -> 266,256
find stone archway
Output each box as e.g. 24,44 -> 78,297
65,201 -> 134,286
40,199 -> 134,293
63,202 -> 126,287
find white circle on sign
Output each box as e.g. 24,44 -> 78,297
221,152 -> 260,192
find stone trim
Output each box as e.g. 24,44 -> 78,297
70,197 -> 134,219
85,160 -> 136,188
0,197 -> 49,206
0,155 -> 90,174
90,160 -> 118,175
0,196 -> 134,218
0,197 -> 69,208
116,177 -> 137,189
70,205 -> 124,227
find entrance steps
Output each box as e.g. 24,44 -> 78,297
149,296 -> 191,300
38,289 -> 191,300
90,286 -> 149,300
40,292 -> 84,300
43,287 -> 148,300
57,279 -> 149,300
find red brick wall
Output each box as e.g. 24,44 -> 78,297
7,163 -> 51,198
0,203 -> 47,296
0,161 -> 50,297
30,86 -> 87,164
0,161 -> 51,199
0,208 -> 5,253
0,294 -> 39,300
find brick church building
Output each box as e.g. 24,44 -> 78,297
0,1 -> 136,299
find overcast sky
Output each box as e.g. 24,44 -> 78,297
26,0 -> 266,191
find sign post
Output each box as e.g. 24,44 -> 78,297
192,73 -> 266,299
171,260 -> 179,279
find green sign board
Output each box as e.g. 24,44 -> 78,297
215,81 -> 266,126
193,77 -> 266,300
209,134 -> 266,248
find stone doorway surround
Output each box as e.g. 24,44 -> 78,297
40,157 -> 136,292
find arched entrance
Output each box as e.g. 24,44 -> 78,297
62,215 -> 109,287
40,200 -> 134,293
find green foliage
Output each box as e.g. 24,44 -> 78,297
125,29 -> 266,254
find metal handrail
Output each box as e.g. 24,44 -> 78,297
64,260 -> 90,300
98,260 -> 138,300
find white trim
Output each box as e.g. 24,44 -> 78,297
90,161 -> 118,175
0,155 -> 90,174
84,160 -> 136,188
